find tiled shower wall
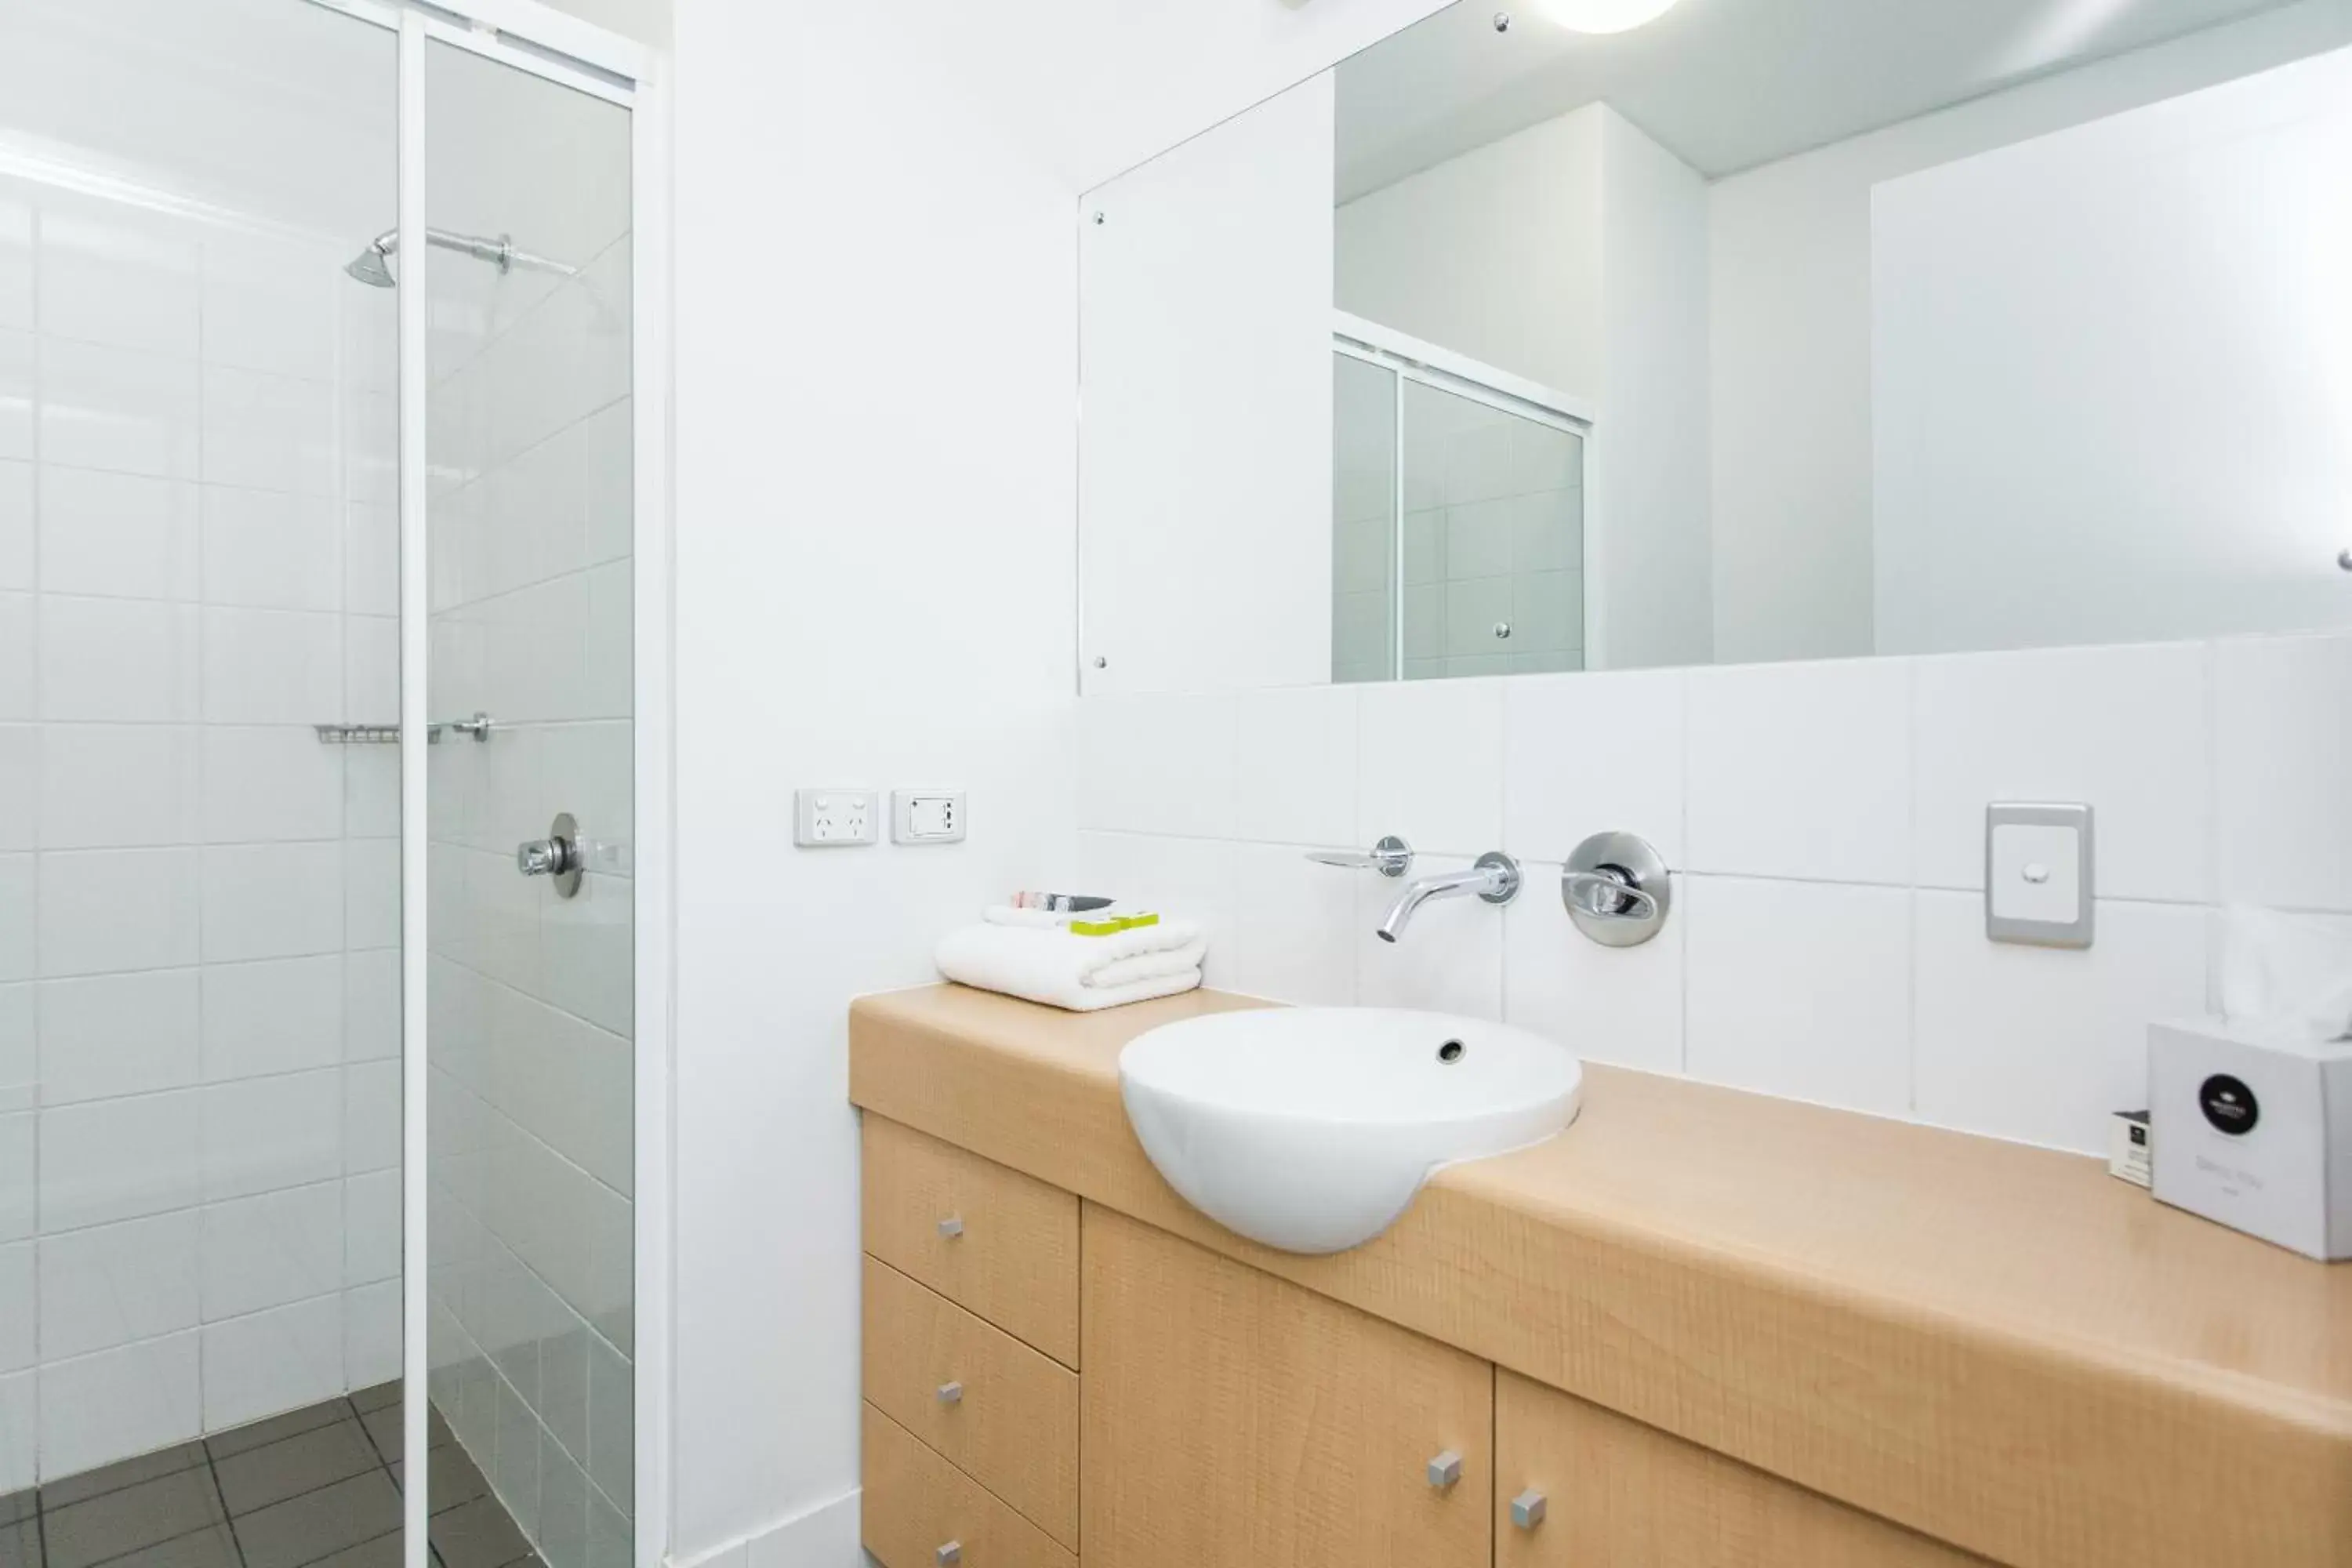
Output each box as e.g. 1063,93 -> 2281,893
419,53 -> 635,1563
0,183 -> 402,1492
1076,630 -> 2352,1157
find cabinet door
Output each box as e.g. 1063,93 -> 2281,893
1080,1203 -> 1492,1568
1495,1371 -> 1990,1567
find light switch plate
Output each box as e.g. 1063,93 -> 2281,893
892,789 -> 967,844
794,788 -> 878,847
1985,802 -> 2094,947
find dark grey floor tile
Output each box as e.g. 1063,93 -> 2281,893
103,1527 -> 240,1568
0,1519 -> 40,1568
37,1446 -> 208,1512
216,1418 -> 383,1518
234,1471 -> 401,1568
387,1446 -> 488,1516
303,1536 -> 401,1568
358,1408 -> 450,1469
349,1383 -> 401,1416
429,1497 -> 529,1568
41,1469 -> 228,1568
207,1399 -> 354,1463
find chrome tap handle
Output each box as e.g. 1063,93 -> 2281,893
1305,835 -> 1414,879
516,813 -> 584,898
1561,868 -> 1660,920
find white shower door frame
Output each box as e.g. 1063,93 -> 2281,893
1330,311 -> 1597,680
294,6 -> 673,1568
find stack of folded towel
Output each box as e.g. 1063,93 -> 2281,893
935,904 -> 1207,1012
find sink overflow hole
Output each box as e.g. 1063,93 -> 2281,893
1437,1040 -> 1465,1063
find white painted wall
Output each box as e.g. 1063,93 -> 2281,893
1873,45 -> 2352,654
1708,0 -> 2352,664
668,2 -> 1082,1563
1335,107 -> 1606,403
1080,75 -> 1336,696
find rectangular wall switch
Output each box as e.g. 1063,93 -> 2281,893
795,788 -> 879,847
1985,802 -> 2094,947
892,789 -> 967,844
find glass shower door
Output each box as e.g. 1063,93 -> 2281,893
421,36 -> 635,1568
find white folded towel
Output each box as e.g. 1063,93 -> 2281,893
935,916 -> 1207,1012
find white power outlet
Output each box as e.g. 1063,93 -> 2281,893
794,788 -> 879,847
892,789 -> 967,844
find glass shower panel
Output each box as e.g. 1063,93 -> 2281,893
0,0 -> 401,1532
1331,353 -> 1398,684
1399,380 -> 1586,680
423,38 -> 634,1568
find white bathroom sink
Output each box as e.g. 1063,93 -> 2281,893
1119,1008 -> 1584,1254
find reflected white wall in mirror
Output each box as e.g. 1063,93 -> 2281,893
1077,0 -> 2352,693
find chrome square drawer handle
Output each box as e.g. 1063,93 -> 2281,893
937,1215 -> 964,1240
1512,1489 -> 1548,1530
1426,1450 -> 1462,1490
936,1381 -> 964,1406
935,1544 -> 961,1567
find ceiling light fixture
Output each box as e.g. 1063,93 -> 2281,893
1534,0 -> 1682,34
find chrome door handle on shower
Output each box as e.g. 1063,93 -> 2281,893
517,812 -> 584,898
1561,869 -> 1660,920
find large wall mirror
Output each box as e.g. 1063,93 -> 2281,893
1075,0 -> 2352,694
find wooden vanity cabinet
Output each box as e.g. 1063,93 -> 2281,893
1493,1372 -> 1988,1567
1080,1203 -> 1494,1568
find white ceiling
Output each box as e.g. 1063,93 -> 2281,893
1338,0 -> 2306,197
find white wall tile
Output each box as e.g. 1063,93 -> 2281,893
0,596 -> 30,722
1912,892 -> 2209,1154
201,1183 -> 343,1321
2215,633 -> 2352,913
0,461 -> 30,591
201,842 -> 343,963
0,334 -> 27,463
344,615 -> 397,724
1356,679 -> 1504,857
37,211 -> 200,359
38,340 -> 200,480
1076,692 -> 1238,839
0,726 -> 31,853
201,487 -> 341,612
1504,873 -> 1684,1076
586,1331 -> 632,1512
38,1331 -> 201,1479
0,858 -> 30,984
1687,659 -> 1911,884
201,728 -> 342,844
201,234 -> 337,382
38,848 -> 201,977
1684,876 -> 1912,1116
1504,669 -> 1686,867
201,608 -> 341,726
343,839 -> 401,954
38,598 -> 200,722
343,1061 -> 400,1176
0,985 -> 27,1114
1912,642 -> 2210,901
199,1070 -> 342,1204
0,1114 -> 29,1240
344,1279 -> 401,1392
0,1243 -> 31,1374
343,950 -> 400,1063
200,1295 -> 343,1432
344,747 -> 399,840
1072,830 -> 1237,991
201,368 -> 336,497
36,969 -> 201,1105
343,1171 -> 400,1288
36,1211 -> 200,1362
0,1372 -> 31,1496
1353,857 -> 1504,1019
1229,843 -> 1358,1007
201,956 -> 343,1082
1232,686 -> 1357,847
38,726 -> 199,849
38,1089 -> 201,1232
36,467 -> 198,601
346,503 -> 398,619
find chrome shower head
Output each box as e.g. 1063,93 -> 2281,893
344,234 -> 396,288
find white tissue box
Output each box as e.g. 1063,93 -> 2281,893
2148,1018 -> 2352,1261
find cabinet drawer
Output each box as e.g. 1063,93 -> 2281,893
864,1255 -> 1080,1549
1495,1372 -> 1987,1568
865,1404 -> 1077,1568
864,1115 -> 1080,1366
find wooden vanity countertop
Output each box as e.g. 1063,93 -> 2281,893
847,982 -> 2352,1568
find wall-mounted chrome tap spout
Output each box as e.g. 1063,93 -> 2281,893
1377,851 -> 1519,942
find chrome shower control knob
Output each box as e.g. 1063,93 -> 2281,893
515,812 -> 584,899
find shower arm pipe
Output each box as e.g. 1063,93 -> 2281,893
360,225 -> 578,279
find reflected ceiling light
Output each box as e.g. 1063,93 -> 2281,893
1534,0 -> 1682,33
